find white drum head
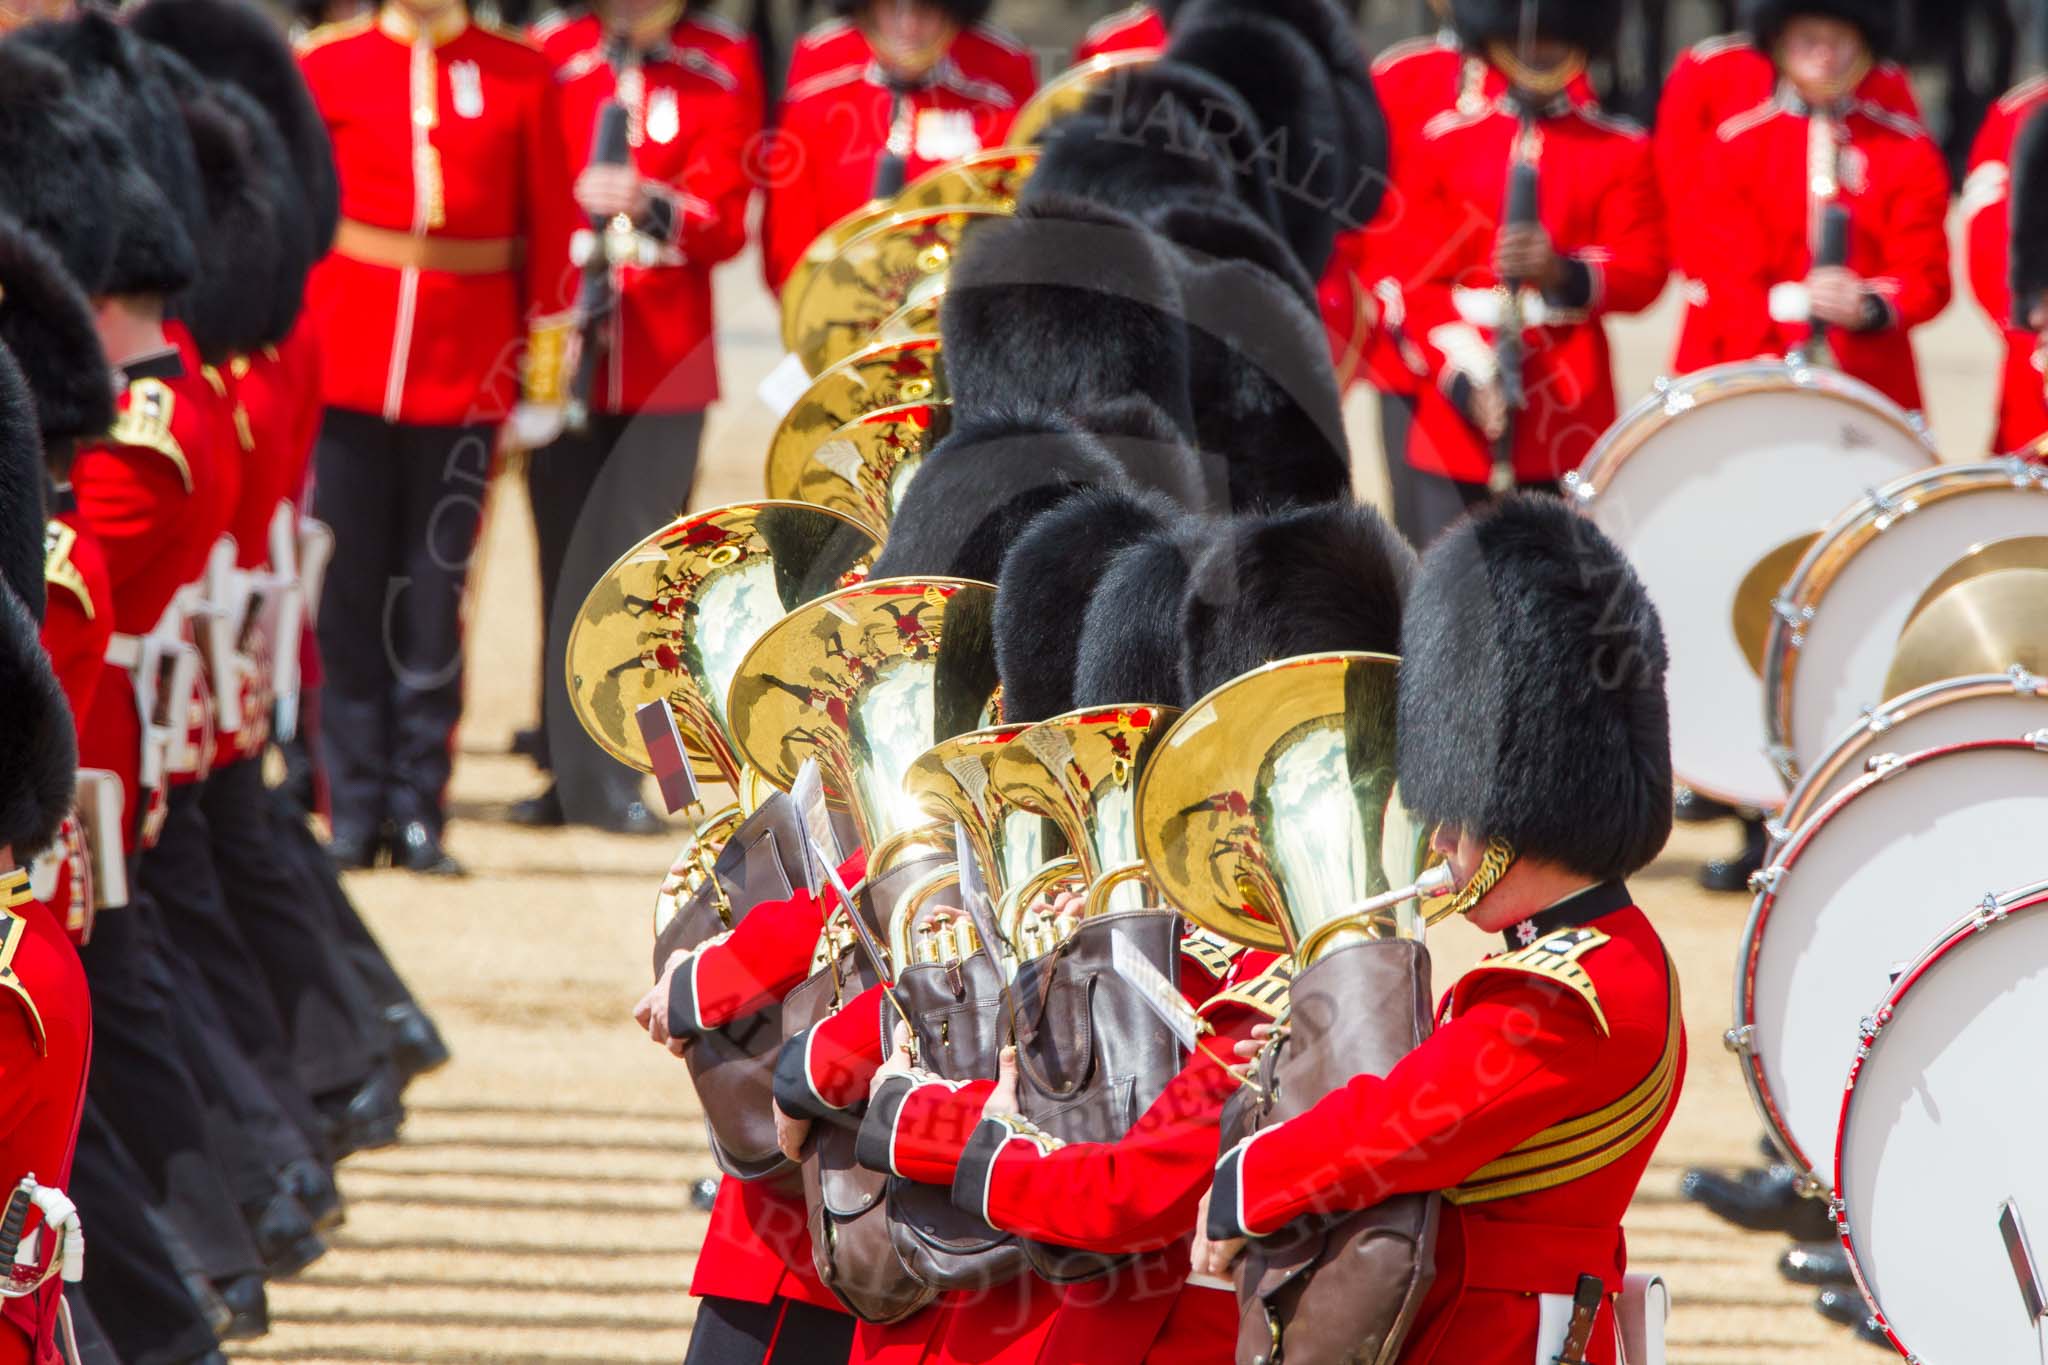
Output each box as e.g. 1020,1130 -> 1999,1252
1775,672 -> 2048,837
1838,884 -> 2048,1363
1769,463 -> 2048,782
1737,740 -> 2048,1185
1574,363 -> 1931,809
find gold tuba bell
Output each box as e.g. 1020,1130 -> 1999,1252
766,400 -> 952,541
565,501 -> 879,933
725,577 -> 1002,970
989,704 -> 1179,955
1137,654 -> 1446,964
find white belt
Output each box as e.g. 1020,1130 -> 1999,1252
105,633 -> 143,669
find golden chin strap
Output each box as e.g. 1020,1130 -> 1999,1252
1483,41 -> 1586,99
1424,837 -> 1517,927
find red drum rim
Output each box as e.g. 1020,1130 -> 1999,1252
1831,880 -> 2048,1360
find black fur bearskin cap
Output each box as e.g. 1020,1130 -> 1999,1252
1449,0 -> 1624,60
0,344 -> 45,625
1074,511 -> 1212,709
172,81 -> 284,363
15,12 -> 211,246
871,406 -> 1203,585
1179,500 -> 1413,701
829,0 -> 992,25
0,45 -> 122,295
211,79 -> 314,347
1169,0 -> 1391,266
130,0 -> 342,252
2012,103 -> 2048,326
939,196 -> 1196,441
1395,494 -> 1673,880
994,484 -> 1184,721
0,578 -> 76,858
1746,0 -> 1894,60
0,214 -> 116,450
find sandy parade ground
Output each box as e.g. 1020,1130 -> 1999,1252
224,214 -> 2010,1365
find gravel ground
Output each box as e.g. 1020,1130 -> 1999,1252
229,225 -> 2006,1364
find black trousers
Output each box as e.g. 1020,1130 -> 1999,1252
70,1102 -> 220,1365
77,899 -> 262,1282
1405,471 -> 1565,547
526,409 -> 704,821
682,1295 -> 855,1365
312,408 -> 495,840
203,756 -> 382,1099
1379,393 -> 1429,549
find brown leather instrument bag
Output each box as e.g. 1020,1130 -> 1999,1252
652,792 -> 811,1184
1005,907 -> 1186,1283
1226,939 -> 1438,1365
786,852 -> 949,1324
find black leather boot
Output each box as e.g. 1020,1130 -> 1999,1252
278,1157 -> 344,1232
1679,1163 -> 1835,1239
1814,1287 -> 1893,1346
212,1274 -> 269,1340
1698,816 -> 1769,893
242,1191 -> 327,1279
319,1063 -> 406,1157
384,1002 -> 451,1085
1674,786 -> 1735,823
1779,1239 -> 1854,1286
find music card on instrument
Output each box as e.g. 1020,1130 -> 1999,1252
1110,935 -> 1201,1053
635,701 -> 700,815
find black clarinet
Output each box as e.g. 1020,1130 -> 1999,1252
566,36 -> 636,434
1492,131 -> 1539,494
1798,202 -> 1852,370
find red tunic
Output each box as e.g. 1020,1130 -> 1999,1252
858,946 -> 1281,1365
298,3 -> 578,425
1963,76 -> 2048,455
38,514 -> 111,734
1214,903 -> 1684,1365
0,877 -> 92,1365
71,363 -> 215,849
536,10 -> 761,413
1657,34 -> 1918,362
761,21 -> 1037,292
1685,93 -> 1951,412
1072,4 -> 1164,62
667,847 -> 868,1033
1397,90 -> 1668,483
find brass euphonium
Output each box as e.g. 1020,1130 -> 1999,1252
1009,51 -> 1158,145
725,577 -> 1002,971
989,703 -> 1180,956
765,400 -> 952,541
1136,653 -> 1447,964
763,336 -> 946,515
785,205 -> 1003,378
564,501 -> 879,935
892,725 -> 1071,968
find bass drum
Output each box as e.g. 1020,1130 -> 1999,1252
1570,362 -> 1933,810
1835,881 -> 2048,1363
1733,739 -> 2048,1187
1763,460 -> 2048,785
1773,669 -> 2048,839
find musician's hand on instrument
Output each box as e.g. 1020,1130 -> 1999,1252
1048,889 -> 1085,940
773,1099 -> 813,1162
575,164 -> 647,221
635,949 -> 690,1043
1493,223 -> 1562,292
1806,266 -> 1869,328
871,1020 -> 918,1099
1228,1022 -> 1286,1081
981,1045 -> 1020,1122
1462,374 -> 1509,442
1190,1190 -> 1247,1277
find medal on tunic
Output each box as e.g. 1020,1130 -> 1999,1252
450,59 -> 485,119
647,86 -> 680,145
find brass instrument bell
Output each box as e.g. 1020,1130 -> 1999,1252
989,704 -> 1180,945
564,501 -> 880,787
779,199 -> 898,356
1136,654 -> 1437,962
725,577 -> 1002,901
786,206 -> 999,378
762,337 -> 946,507
767,400 -> 952,540
1009,52 -> 1158,146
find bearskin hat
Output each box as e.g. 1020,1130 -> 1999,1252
940,197 -> 1196,444
0,578 -> 76,858
15,12 -> 210,242
2012,105 -> 2048,327
1448,0 -> 1624,59
829,0 -> 992,25
1154,202 -> 1350,511
211,80 -> 313,347
1179,500 -> 1412,701
994,485 -> 1184,721
130,0 -> 342,253
1746,0 -> 1894,59
1169,0 -> 1391,268
0,214 -> 116,451
1396,494 -> 1672,880
171,81 -> 284,363
0,46 -> 122,295
1074,512 -> 1211,708
0,345 -> 44,625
